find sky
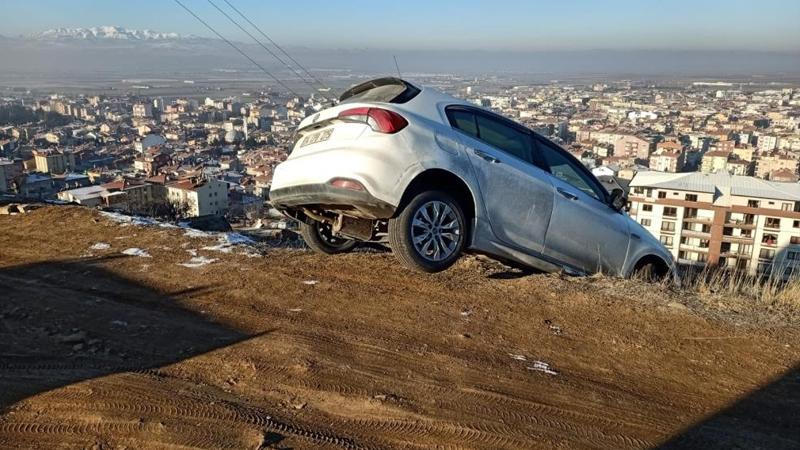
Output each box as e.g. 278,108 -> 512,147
2,0 -> 799,52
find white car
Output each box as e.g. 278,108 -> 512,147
270,77 -> 674,278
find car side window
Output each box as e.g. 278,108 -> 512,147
449,110 -> 478,138
474,114 -> 531,162
536,138 -> 605,201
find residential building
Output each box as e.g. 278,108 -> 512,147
757,134 -> 778,151
57,185 -> 110,207
0,158 -> 24,193
134,134 -> 166,153
165,177 -> 228,217
755,154 -> 798,180
614,134 -> 652,160
700,150 -> 731,174
19,173 -> 55,199
649,149 -> 684,173
33,149 -> 75,174
132,103 -> 153,118
629,171 -> 800,278
102,178 -> 155,211
732,145 -> 755,162
57,185 -> 128,209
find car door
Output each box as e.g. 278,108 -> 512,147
535,137 -> 631,275
446,107 -> 554,255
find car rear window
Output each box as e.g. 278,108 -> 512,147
339,77 -> 421,104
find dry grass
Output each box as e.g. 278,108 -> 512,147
676,264 -> 800,309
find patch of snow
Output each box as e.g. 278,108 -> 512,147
100,211 -> 158,227
527,361 -> 558,376
178,256 -> 218,268
186,249 -> 198,256
90,242 -> 111,250
302,280 -> 319,285
184,228 -> 211,238
509,354 -> 527,361
202,244 -> 232,253
101,211 -> 260,256
226,233 -> 255,245
289,308 -> 303,312
202,232 -> 256,254
121,248 -> 151,258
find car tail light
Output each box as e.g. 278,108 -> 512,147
338,107 -> 408,134
330,178 -> 365,191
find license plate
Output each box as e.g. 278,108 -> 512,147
300,128 -> 333,147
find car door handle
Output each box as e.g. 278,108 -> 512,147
557,187 -> 579,200
473,149 -> 500,164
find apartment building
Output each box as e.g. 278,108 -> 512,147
754,154 -> 798,180
0,158 -> 24,193
629,171 -> 800,278
132,103 -> 153,118
102,178 -> 154,210
700,150 -> 731,173
33,149 -> 75,174
166,178 -> 228,217
614,134 -> 652,160
649,150 -> 684,173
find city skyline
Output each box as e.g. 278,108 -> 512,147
2,0 -> 800,52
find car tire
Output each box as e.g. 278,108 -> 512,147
299,220 -> 357,254
388,190 -> 466,273
633,261 -> 668,282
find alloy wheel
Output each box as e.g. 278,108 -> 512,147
410,200 -> 461,262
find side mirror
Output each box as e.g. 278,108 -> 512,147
610,188 -> 627,212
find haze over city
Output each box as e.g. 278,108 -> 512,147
0,0 -> 798,85
4,0 -> 800,51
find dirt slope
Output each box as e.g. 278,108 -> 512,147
0,206 -> 798,449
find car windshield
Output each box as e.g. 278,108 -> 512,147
339,77 -> 421,104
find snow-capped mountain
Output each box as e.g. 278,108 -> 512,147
30,26 -> 191,41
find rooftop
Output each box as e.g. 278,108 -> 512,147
630,171 -> 800,202
62,185 -> 108,201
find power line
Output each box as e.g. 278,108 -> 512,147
172,0 -> 302,98
205,0 -> 330,102
393,55 -> 402,78
220,0 -> 332,94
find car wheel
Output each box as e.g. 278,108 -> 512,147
299,220 -> 357,254
633,261 -> 668,282
388,190 -> 466,273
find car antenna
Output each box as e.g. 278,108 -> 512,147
393,55 -> 403,78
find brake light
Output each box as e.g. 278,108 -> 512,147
338,107 -> 408,134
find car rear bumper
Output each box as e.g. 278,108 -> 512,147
269,183 -> 396,219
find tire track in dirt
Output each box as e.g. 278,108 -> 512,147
266,329 -> 659,447
7,371 -> 384,450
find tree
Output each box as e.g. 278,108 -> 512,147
138,198 -> 190,222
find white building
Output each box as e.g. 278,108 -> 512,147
134,134 -> 166,153
629,171 -> 800,278
132,103 -> 153,118
166,178 -> 229,217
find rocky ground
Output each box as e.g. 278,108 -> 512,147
0,206 -> 798,449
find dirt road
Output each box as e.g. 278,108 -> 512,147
1,207 -> 798,449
